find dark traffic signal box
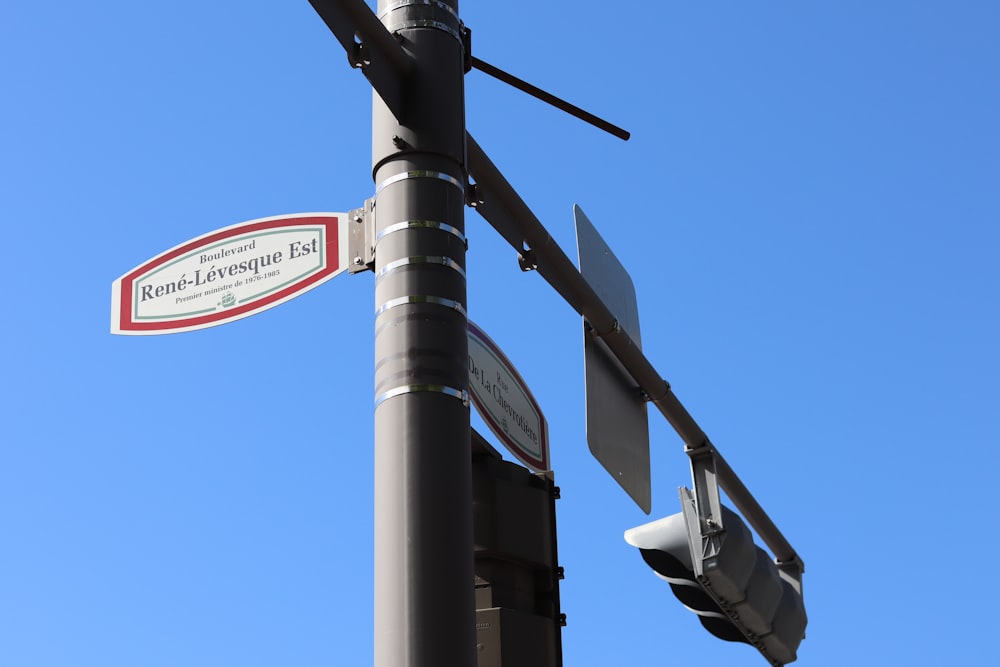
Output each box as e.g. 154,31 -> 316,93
472,431 -> 563,667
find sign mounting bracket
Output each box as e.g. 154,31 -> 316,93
348,198 -> 376,274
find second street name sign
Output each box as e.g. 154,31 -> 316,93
111,213 -> 349,335
468,320 -> 550,471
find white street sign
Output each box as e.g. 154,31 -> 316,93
111,213 -> 349,335
467,320 -> 550,471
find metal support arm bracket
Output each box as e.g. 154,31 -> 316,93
468,131 -> 803,566
309,0 -> 413,118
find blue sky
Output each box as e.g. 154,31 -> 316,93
3,1 -> 999,665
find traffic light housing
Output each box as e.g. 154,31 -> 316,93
625,486 -> 806,665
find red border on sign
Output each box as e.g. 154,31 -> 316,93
116,216 -> 340,333
468,320 -> 549,471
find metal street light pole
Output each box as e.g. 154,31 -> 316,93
371,1 -> 475,666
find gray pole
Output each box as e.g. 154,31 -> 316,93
371,2 -> 474,666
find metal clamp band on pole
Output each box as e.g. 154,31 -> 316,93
376,220 -> 467,246
374,384 -> 469,409
383,19 -> 462,41
378,0 -> 459,22
376,256 -> 467,280
378,0 -> 463,41
375,170 -> 465,197
376,295 -> 468,318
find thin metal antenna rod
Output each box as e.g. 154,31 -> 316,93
470,55 -> 630,141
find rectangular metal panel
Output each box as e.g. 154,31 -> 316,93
575,205 -> 651,513
475,608 -> 559,667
